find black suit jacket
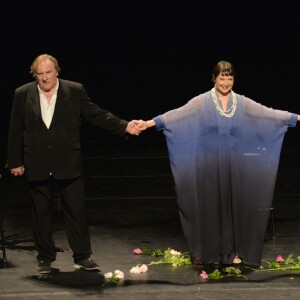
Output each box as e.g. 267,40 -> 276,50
7,79 -> 128,181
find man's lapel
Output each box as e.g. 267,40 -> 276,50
50,81 -> 69,128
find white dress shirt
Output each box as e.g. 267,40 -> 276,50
38,80 -> 59,129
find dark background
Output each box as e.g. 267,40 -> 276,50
1,0 -> 300,161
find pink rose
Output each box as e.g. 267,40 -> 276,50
276,255 -> 284,263
133,248 -> 142,255
200,270 -> 208,279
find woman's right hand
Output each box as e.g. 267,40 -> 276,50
137,119 -> 155,131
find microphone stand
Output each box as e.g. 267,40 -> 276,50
0,173 -> 8,267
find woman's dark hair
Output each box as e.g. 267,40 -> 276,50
212,61 -> 236,82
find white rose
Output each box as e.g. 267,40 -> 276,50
170,249 -> 181,256
139,264 -> 148,273
130,266 -> 141,274
114,270 -> 124,279
104,272 -> 113,279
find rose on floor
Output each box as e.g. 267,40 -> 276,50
200,267 -> 247,280
104,270 -> 124,284
257,254 -> 300,272
130,264 -> 148,274
170,249 -> 181,256
133,248 -> 142,255
276,255 -> 284,263
132,246 -> 163,256
131,246 -> 300,281
200,271 -> 209,279
147,247 -> 191,267
132,247 -> 191,268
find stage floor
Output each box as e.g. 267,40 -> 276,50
1,135 -> 300,299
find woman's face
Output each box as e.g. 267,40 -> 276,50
214,73 -> 234,96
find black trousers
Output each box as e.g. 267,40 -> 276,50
28,176 -> 92,263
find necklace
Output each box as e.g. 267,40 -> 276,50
211,88 -> 237,118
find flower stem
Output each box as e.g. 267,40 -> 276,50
254,267 -> 289,272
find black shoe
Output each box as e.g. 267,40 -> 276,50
74,258 -> 101,271
36,261 -> 51,274
213,262 -> 223,270
232,262 -> 243,269
192,257 -> 204,271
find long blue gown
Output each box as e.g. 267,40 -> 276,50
153,90 -> 298,266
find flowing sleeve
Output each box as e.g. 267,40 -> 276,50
153,94 -> 206,133
243,96 -> 298,127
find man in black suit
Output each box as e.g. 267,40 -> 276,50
6,54 -> 141,274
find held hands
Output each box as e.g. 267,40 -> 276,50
136,120 -> 148,131
137,119 -> 155,130
126,119 -> 155,136
126,120 -> 146,136
10,166 -> 25,176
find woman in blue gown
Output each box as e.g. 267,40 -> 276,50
138,61 -> 299,269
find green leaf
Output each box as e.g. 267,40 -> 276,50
105,275 -> 120,285
269,261 -> 281,268
285,254 -> 295,265
224,266 -> 242,275
208,269 -> 222,280
289,264 -> 300,270
153,249 -> 164,256
141,246 -> 152,255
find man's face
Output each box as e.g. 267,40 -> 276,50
35,59 -> 58,92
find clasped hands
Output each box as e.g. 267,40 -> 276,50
125,120 -> 153,136
10,166 -> 25,177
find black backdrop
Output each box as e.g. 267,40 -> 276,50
1,0 -> 300,156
